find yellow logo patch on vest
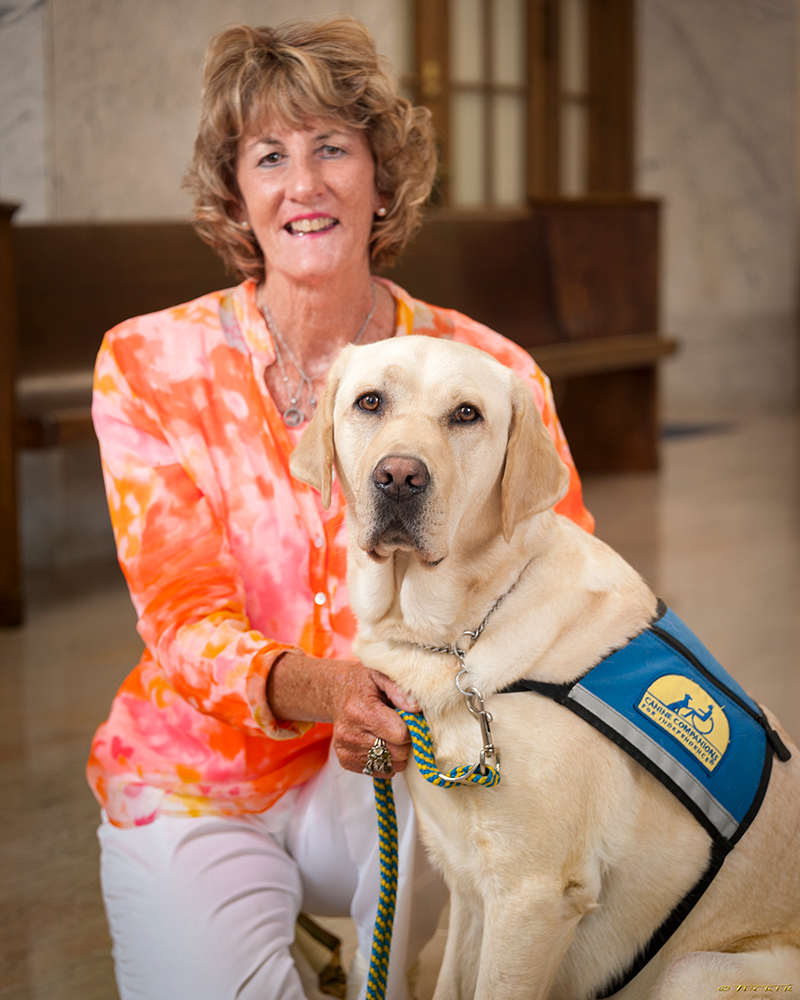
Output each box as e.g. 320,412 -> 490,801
637,675 -> 730,772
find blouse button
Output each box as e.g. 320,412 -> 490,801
314,535 -> 324,548
314,592 -> 327,606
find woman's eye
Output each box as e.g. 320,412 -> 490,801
321,144 -> 344,158
259,152 -> 282,166
357,393 -> 382,412
453,404 -> 480,423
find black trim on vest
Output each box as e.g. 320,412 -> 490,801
595,839 -> 730,999
499,678 -> 574,700
729,740 -> 773,848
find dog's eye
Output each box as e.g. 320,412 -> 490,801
357,392 -> 382,412
453,404 -> 480,423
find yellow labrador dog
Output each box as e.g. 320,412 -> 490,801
290,336 -> 800,1000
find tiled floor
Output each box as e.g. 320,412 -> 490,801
1,411 -> 798,999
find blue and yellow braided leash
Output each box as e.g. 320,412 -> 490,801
365,776 -> 398,1000
399,712 -> 501,789
364,712 -> 500,1000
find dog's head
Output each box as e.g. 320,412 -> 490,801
290,336 -> 569,564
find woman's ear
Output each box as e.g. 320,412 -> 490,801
228,197 -> 246,226
289,355 -> 346,509
500,377 -> 570,542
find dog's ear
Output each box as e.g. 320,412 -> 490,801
289,354 -> 346,509
501,377 -> 570,542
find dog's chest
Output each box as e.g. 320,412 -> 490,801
403,697 -> 615,889
406,768 -> 499,887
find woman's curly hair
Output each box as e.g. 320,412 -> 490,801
184,16 -> 437,280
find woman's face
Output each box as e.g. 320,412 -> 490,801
236,119 -> 385,286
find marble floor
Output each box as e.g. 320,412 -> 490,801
0,410 -> 798,1000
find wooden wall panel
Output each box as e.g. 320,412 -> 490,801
14,224 -> 231,376
527,0 -> 561,196
587,0 -> 635,193
388,208 -> 561,346
539,197 -> 658,338
554,366 -> 659,472
0,204 -> 22,626
414,0 -> 450,203
389,198 -> 659,347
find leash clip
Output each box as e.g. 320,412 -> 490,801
455,666 -> 500,776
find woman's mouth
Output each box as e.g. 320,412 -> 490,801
285,216 -> 338,236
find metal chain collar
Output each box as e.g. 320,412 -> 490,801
408,560 -> 533,780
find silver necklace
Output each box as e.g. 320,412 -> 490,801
262,282 -> 377,427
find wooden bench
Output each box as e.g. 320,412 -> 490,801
12,213 -> 234,448
0,197 -> 675,625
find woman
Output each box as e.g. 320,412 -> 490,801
88,16 -> 594,1000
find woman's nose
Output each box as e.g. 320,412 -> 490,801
286,156 -> 325,201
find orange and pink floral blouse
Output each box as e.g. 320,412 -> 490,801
87,277 -> 594,827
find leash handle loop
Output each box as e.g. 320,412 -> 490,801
399,711 -> 501,787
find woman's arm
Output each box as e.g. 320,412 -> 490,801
268,652 -> 421,774
94,332 -> 306,741
94,328 -> 418,772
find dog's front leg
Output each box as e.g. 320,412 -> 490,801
431,891 -> 483,1000
471,885 -> 583,1000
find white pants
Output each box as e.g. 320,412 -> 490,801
98,749 -> 447,1000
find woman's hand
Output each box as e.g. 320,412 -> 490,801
266,652 -> 420,776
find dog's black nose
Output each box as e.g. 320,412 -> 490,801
373,456 -> 430,499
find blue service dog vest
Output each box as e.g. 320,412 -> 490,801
499,601 -> 791,997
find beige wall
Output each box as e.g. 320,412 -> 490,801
636,0 -> 798,417
0,0 -> 411,221
0,1 -> 50,219
49,0 -> 411,220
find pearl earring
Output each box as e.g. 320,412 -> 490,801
376,206 -> 387,217
239,220 -> 250,229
